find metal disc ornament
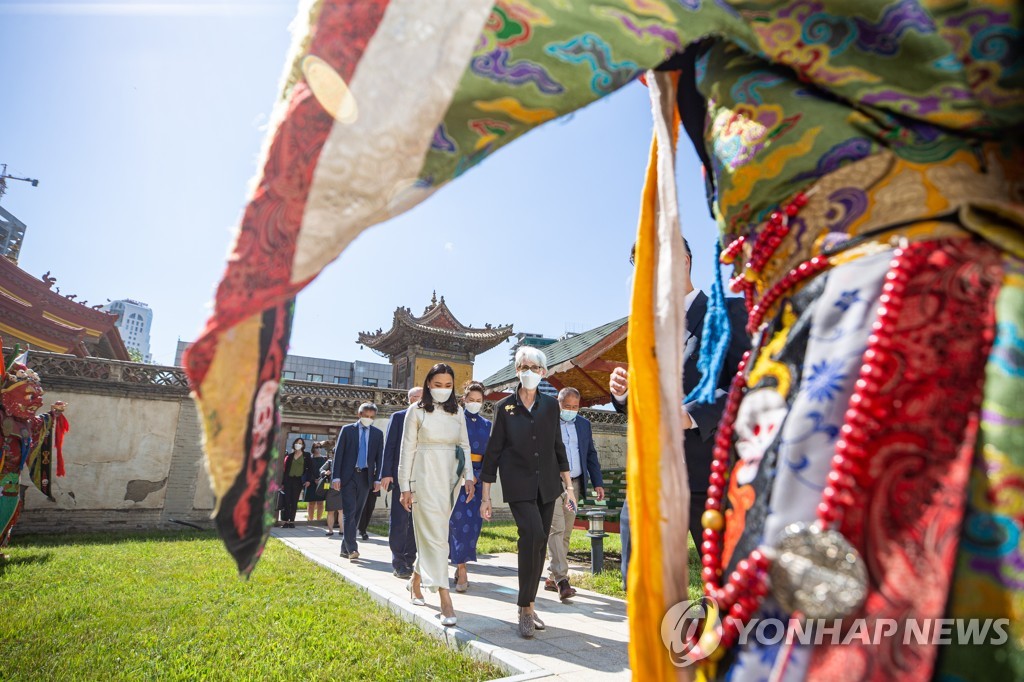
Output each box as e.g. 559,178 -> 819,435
768,522 -> 868,620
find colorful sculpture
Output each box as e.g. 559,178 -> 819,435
0,343 -> 68,557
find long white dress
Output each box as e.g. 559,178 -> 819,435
397,404 -> 473,591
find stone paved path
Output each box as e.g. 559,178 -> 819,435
272,518 -> 630,681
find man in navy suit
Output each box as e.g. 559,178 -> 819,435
545,387 -> 605,601
331,402 -> 384,560
612,239 -> 749,589
377,387 -> 422,579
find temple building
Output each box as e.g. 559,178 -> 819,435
0,256 -> 129,360
483,317 -> 628,407
358,292 -> 513,390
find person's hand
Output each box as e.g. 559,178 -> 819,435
565,487 -> 578,513
464,479 -> 475,503
372,481 -> 381,493
681,407 -> 694,429
379,476 -> 393,492
481,498 -> 492,521
609,366 -> 629,398
595,486 -> 606,502
331,480 -> 341,491
400,491 -> 414,512
303,481 -> 310,488
51,401 -> 67,412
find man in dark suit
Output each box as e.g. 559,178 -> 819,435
545,386 -> 605,600
331,402 -> 384,560
377,387 -> 422,579
612,238 -> 749,589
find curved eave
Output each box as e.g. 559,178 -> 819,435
359,317 -> 513,356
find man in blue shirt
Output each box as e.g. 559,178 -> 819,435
545,387 -> 605,601
331,402 -> 384,560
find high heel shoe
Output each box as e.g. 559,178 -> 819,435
454,567 -> 469,593
406,579 -> 426,606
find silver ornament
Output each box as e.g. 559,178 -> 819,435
768,522 -> 868,619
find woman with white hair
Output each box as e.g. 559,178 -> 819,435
481,347 -> 574,638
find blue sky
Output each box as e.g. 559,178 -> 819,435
1,0 -> 721,382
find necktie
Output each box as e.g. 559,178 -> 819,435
357,427 -> 368,469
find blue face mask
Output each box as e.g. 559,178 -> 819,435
560,410 -> 578,422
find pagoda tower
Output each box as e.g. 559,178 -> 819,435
358,292 -> 513,390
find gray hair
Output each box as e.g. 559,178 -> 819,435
557,387 -> 581,402
358,402 -> 378,415
407,387 -> 423,401
514,346 -> 547,371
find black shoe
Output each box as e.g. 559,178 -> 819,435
395,570 -> 413,580
360,532 -> 369,541
339,550 -> 351,559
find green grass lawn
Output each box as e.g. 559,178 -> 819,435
368,520 -> 702,601
0,531 -> 502,682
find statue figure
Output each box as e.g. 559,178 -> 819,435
0,342 -> 69,558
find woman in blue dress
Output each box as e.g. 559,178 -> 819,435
449,381 -> 489,592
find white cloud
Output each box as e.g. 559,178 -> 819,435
444,242 -> 455,253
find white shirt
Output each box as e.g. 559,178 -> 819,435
612,288 -> 701,430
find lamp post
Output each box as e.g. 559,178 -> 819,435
586,509 -> 607,575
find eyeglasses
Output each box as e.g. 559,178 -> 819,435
517,364 -> 543,373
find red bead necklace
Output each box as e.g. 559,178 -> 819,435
690,226 -> 926,663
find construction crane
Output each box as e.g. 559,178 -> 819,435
0,164 -> 40,203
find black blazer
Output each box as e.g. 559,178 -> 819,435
614,291 -> 749,492
562,416 -> 604,501
379,408 -> 407,484
280,450 -> 313,484
482,389 -> 570,504
331,422 -> 384,487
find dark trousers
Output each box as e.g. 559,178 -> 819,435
281,476 -> 303,522
388,484 -> 417,573
358,490 -> 379,534
620,491 -> 707,588
340,469 -> 370,554
508,493 -> 557,608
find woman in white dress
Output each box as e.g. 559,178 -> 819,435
399,363 -> 474,626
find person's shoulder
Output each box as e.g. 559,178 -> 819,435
390,408 -> 407,420
493,394 -> 515,409
576,413 -> 592,426
726,296 -> 748,319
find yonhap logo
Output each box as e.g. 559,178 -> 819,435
661,596 -> 722,667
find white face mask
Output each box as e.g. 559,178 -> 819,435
519,370 -> 542,390
430,387 -> 453,403
294,442 -> 304,450
359,417 -> 373,427
464,401 -> 483,415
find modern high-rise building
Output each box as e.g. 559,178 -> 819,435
0,206 -> 27,263
174,341 -> 393,387
104,299 -> 154,363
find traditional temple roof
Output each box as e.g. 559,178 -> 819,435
483,317 -> 628,407
0,256 -> 130,360
358,292 -> 513,357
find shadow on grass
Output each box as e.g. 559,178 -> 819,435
0,551 -> 53,575
7,529 -> 220,549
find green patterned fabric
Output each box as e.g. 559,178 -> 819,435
419,0 -> 1023,232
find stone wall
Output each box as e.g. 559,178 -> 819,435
12,352 -> 626,534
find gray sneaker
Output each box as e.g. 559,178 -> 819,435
518,608 -> 536,638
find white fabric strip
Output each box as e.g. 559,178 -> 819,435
648,70 -> 693,643
292,0 -> 495,283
